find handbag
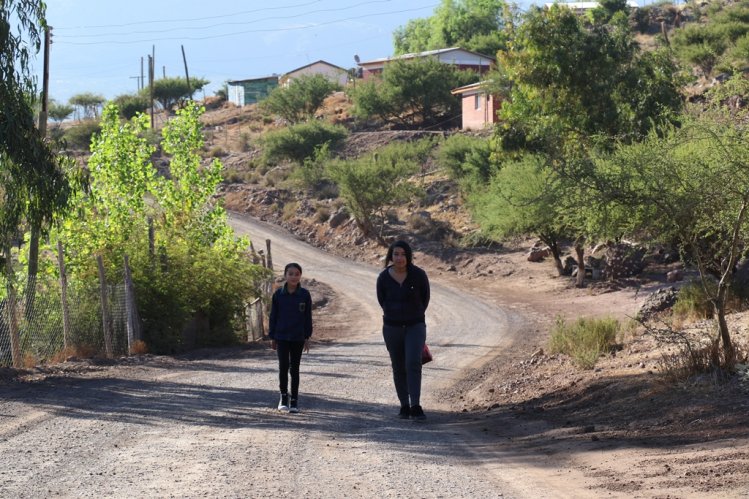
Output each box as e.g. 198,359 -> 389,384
421,343 -> 433,365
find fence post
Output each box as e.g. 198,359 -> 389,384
96,255 -> 113,358
123,254 -> 141,353
4,246 -> 22,368
57,241 -> 72,350
265,239 -> 273,271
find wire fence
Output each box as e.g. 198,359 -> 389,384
0,276 -> 129,367
0,238 -> 277,368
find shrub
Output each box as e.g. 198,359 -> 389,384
290,143 -> 331,190
261,74 -> 340,124
326,142 -> 424,238
63,119 -> 101,150
549,315 -> 620,369
315,205 -> 331,223
435,134 -> 493,184
112,93 -> 150,119
262,120 -> 347,164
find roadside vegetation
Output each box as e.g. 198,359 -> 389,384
4,0 -> 749,379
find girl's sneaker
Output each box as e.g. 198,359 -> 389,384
278,393 -> 289,411
289,398 -> 299,413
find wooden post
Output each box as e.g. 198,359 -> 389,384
265,239 -> 273,271
4,246 -> 22,368
96,255 -> 113,358
123,255 -> 141,354
57,241 -> 71,350
147,217 -> 155,265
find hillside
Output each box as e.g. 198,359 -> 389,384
198,90 -> 749,495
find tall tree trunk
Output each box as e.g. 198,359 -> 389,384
714,299 -> 735,367
549,242 -> 564,276
540,235 -> 564,276
574,241 -> 585,288
714,273 -> 736,367
3,245 -> 22,368
24,224 -> 39,321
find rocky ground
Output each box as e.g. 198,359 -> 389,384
215,121 -> 749,495
11,98 -> 747,495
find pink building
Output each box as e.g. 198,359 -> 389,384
451,82 -> 501,130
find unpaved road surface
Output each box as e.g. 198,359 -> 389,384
0,214 -> 595,498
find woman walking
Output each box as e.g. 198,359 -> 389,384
376,240 -> 430,420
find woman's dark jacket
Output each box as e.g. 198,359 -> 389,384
269,284 -> 313,341
376,263 -> 430,326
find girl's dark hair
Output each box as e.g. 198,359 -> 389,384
284,262 -> 302,275
384,240 -> 413,267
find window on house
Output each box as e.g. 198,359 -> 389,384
474,94 -> 481,110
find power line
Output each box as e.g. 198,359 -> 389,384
53,0 -> 326,29
54,0 -> 393,32
54,4 -> 437,45
55,0 -> 398,39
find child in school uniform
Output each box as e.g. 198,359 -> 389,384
269,262 -> 312,413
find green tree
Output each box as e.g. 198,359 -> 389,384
393,0 -> 514,57
111,93 -> 149,119
1,0 -> 71,366
48,99 -> 74,122
349,57 -> 476,128
495,5 -> 682,156
326,141 -> 428,239
69,92 -> 105,119
151,76 -> 209,111
594,113 -> 749,366
469,154 -> 570,275
54,103 -> 266,353
485,5 -> 683,286
261,74 -> 340,124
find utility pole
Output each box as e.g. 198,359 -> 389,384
130,76 -> 141,91
140,56 -> 144,90
181,44 -> 192,99
151,46 -> 155,127
38,26 -> 51,136
27,25 -> 52,326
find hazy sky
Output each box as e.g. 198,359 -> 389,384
38,0 -> 655,104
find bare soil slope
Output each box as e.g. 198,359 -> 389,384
205,98 -> 749,496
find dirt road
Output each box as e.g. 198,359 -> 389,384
0,214 -> 601,498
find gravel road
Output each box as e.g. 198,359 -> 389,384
0,214 -> 565,498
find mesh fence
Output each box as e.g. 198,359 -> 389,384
0,276 -> 128,367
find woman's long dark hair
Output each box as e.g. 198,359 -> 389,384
384,240 -> 413,267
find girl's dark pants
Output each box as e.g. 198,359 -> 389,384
382,323 -> 426,408
276,339 -> 305,398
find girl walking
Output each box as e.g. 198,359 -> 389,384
269,262 -> 312,413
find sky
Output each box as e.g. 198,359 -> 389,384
38,0 -> 659,104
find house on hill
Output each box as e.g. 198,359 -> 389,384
280,60 -> 349,87
451,81 -> 501,130
227,75 -> 279,106
356,47 -> 495,80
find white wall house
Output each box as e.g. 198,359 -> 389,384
280,60 -> 349,88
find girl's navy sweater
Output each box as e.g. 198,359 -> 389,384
376,263 -> 430,326
269,284 -> 313,341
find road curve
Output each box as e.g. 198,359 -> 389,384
0,213 -> 570,499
